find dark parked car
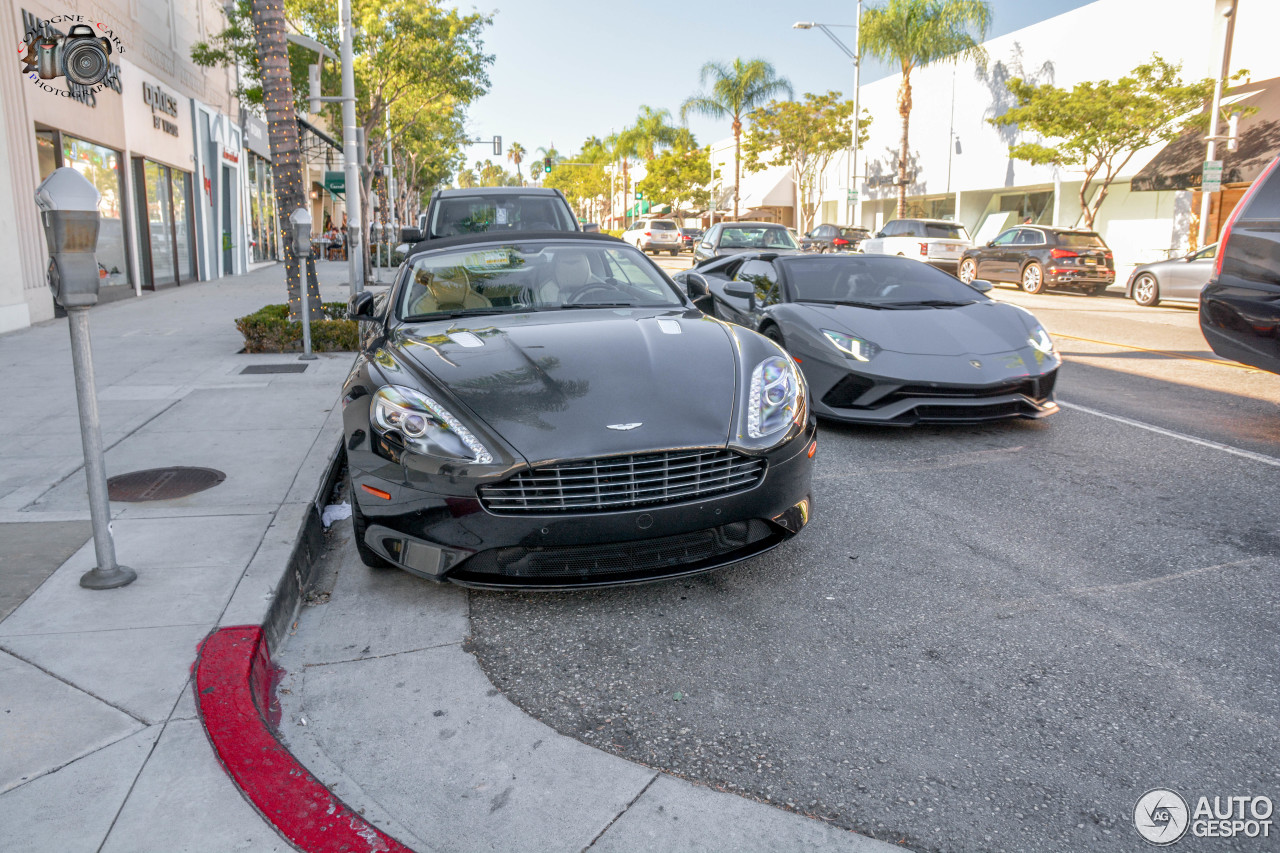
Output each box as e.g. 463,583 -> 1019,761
674,252 -> 1059,425
694,221 -> 800,264
409,187 -> 579,241
680,228 -> 703,252
1201,155 -> 1280,374
958,226 -> 1115,295
343,231 -> 816,588
800,224 -> 869,253
1126,243 -> 1217,307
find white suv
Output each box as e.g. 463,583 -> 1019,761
623,218 -> 682,255
859,218 -> 973,272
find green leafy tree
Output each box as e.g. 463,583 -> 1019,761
681,59 -> 793,218
743,92 -> 870,233
544,137 -> 612,223
861,0 -> 991,217
991,56 -> 1236,229
637,143 -> 711,218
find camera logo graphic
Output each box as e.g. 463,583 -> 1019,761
22,24 -> 113,86
1135,789 -> 1190,845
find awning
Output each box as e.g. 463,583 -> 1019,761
296,116 -> 343,160
735,165 -> 794,208
1131,76 -> 1280,192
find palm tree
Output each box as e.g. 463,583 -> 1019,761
507,142 -> 526,186
621,106 -> 681,161
681,59 -> 792,219
533,145 -> 559,184
861,0 -> 991,217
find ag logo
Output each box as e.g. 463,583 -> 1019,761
1135,788 -> 1190,845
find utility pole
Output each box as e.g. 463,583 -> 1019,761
339,0 -> 363,293
1197,2 -> 1238,250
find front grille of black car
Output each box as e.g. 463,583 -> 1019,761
454,519 -> 776,581
479,449 -> 766,514
914,401 -> 1031,422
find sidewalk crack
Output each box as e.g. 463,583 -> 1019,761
580,772 -> 660,851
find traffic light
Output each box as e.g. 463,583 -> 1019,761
544,156 -> 553,173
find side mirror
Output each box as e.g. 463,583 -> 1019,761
967,279 -> 994,293
400,227 -> 422,244
724,282 -> 755,306
348,291 -> 378,322
684,272 -> 710,299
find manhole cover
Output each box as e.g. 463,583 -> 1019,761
107,467 -> 226,502
241,364 -> 309,374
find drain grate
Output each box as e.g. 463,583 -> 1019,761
241,364 -> 309,375
107,467 -> 226,502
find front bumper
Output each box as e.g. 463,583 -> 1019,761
350,424 -> 817,588
797,347 -> 1059,426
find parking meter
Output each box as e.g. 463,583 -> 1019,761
291,207 -> 312,259
35,167 -> 101,308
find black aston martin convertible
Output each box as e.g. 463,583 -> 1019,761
675,253 -> 1060,425
342,232 -> 816,588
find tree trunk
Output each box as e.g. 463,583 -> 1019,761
896,73 -> 913,220
248,0 -> 320,322
732,116 -> 742,220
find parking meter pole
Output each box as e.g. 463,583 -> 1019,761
67,308 -> 136,589
298,271 -> 316,360
291,207 -> 318,361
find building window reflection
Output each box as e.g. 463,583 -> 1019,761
132,158 -> 197,288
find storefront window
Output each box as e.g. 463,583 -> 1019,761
133,158 -> 196,288
247,152 -> 279,263
145,161 -> 175,283
36,130 -> 130,288
174,171 -> 193,278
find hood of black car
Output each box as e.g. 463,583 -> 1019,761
795,301 -> 1034,356
391,310 -> 739,464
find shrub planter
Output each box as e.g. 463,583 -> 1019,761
235,302 -> 359,353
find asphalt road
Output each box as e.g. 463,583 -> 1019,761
465,276 -> 1280,852
302,260 -> 1280,852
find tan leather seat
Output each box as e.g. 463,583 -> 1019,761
407,267 -> 491,314
539,251 -> 595,304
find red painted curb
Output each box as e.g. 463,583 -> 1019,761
195,626 -> 415,853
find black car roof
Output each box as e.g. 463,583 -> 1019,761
405,230 -> 626,257
433,186 -> 562,197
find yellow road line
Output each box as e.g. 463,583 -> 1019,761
1052,332 -> 1256,371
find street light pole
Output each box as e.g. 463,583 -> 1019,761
1197,3 -> 1238,250
795,14 -> 862,227
339,0 -> 363,294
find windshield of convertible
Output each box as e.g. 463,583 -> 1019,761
397,241 -> 684,320
427,194 -> 578,238
780,256 -> 988,307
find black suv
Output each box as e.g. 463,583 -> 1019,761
407,187 -> 579,241
958,226 -> 1115,295
800,224 -> 869,253
1201,155 -> 1280,374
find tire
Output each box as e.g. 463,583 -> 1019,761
1132,273 -> 1159,306
669,249 -> 678,256
958,258 -> 977,284
1089,283 -> 1111,297
350,483 -> 394,569
1020,262 -> 1046,294
763,325 -> 786,350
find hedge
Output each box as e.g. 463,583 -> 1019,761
235,302 -> 359,353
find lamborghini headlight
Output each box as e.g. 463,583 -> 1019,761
371,385 -> 493,464
822,329 -> 879,362
748,355 -> 805,440
1028,326 -> 1055,355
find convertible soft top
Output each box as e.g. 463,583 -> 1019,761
406,230 -> 626,257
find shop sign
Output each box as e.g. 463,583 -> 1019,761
324,171 -> 345,196
143,82 -> 179,136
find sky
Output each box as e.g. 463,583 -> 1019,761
454,0 -> 1097,166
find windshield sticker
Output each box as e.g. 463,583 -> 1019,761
495,208 -> 508,225
462,250 -> 515,272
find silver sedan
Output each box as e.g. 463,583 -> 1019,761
1125,243 -> 1217,307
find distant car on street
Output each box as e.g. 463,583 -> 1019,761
858,219 -> 972,271
1201,154 -> 1280,374
1125,243 -> 1217,307
800,224 -> 869,253
693,221 -> 800,264
958,226 -> 1115,295
410,187 -> 579,242
680,228 -> 703,252
622,218 -> 682,255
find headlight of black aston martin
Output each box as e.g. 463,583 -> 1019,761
371,384 -> 494,464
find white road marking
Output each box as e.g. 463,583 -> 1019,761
1059,400 -> 1280,468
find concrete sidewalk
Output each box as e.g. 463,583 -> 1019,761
0,261 -> 902,852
